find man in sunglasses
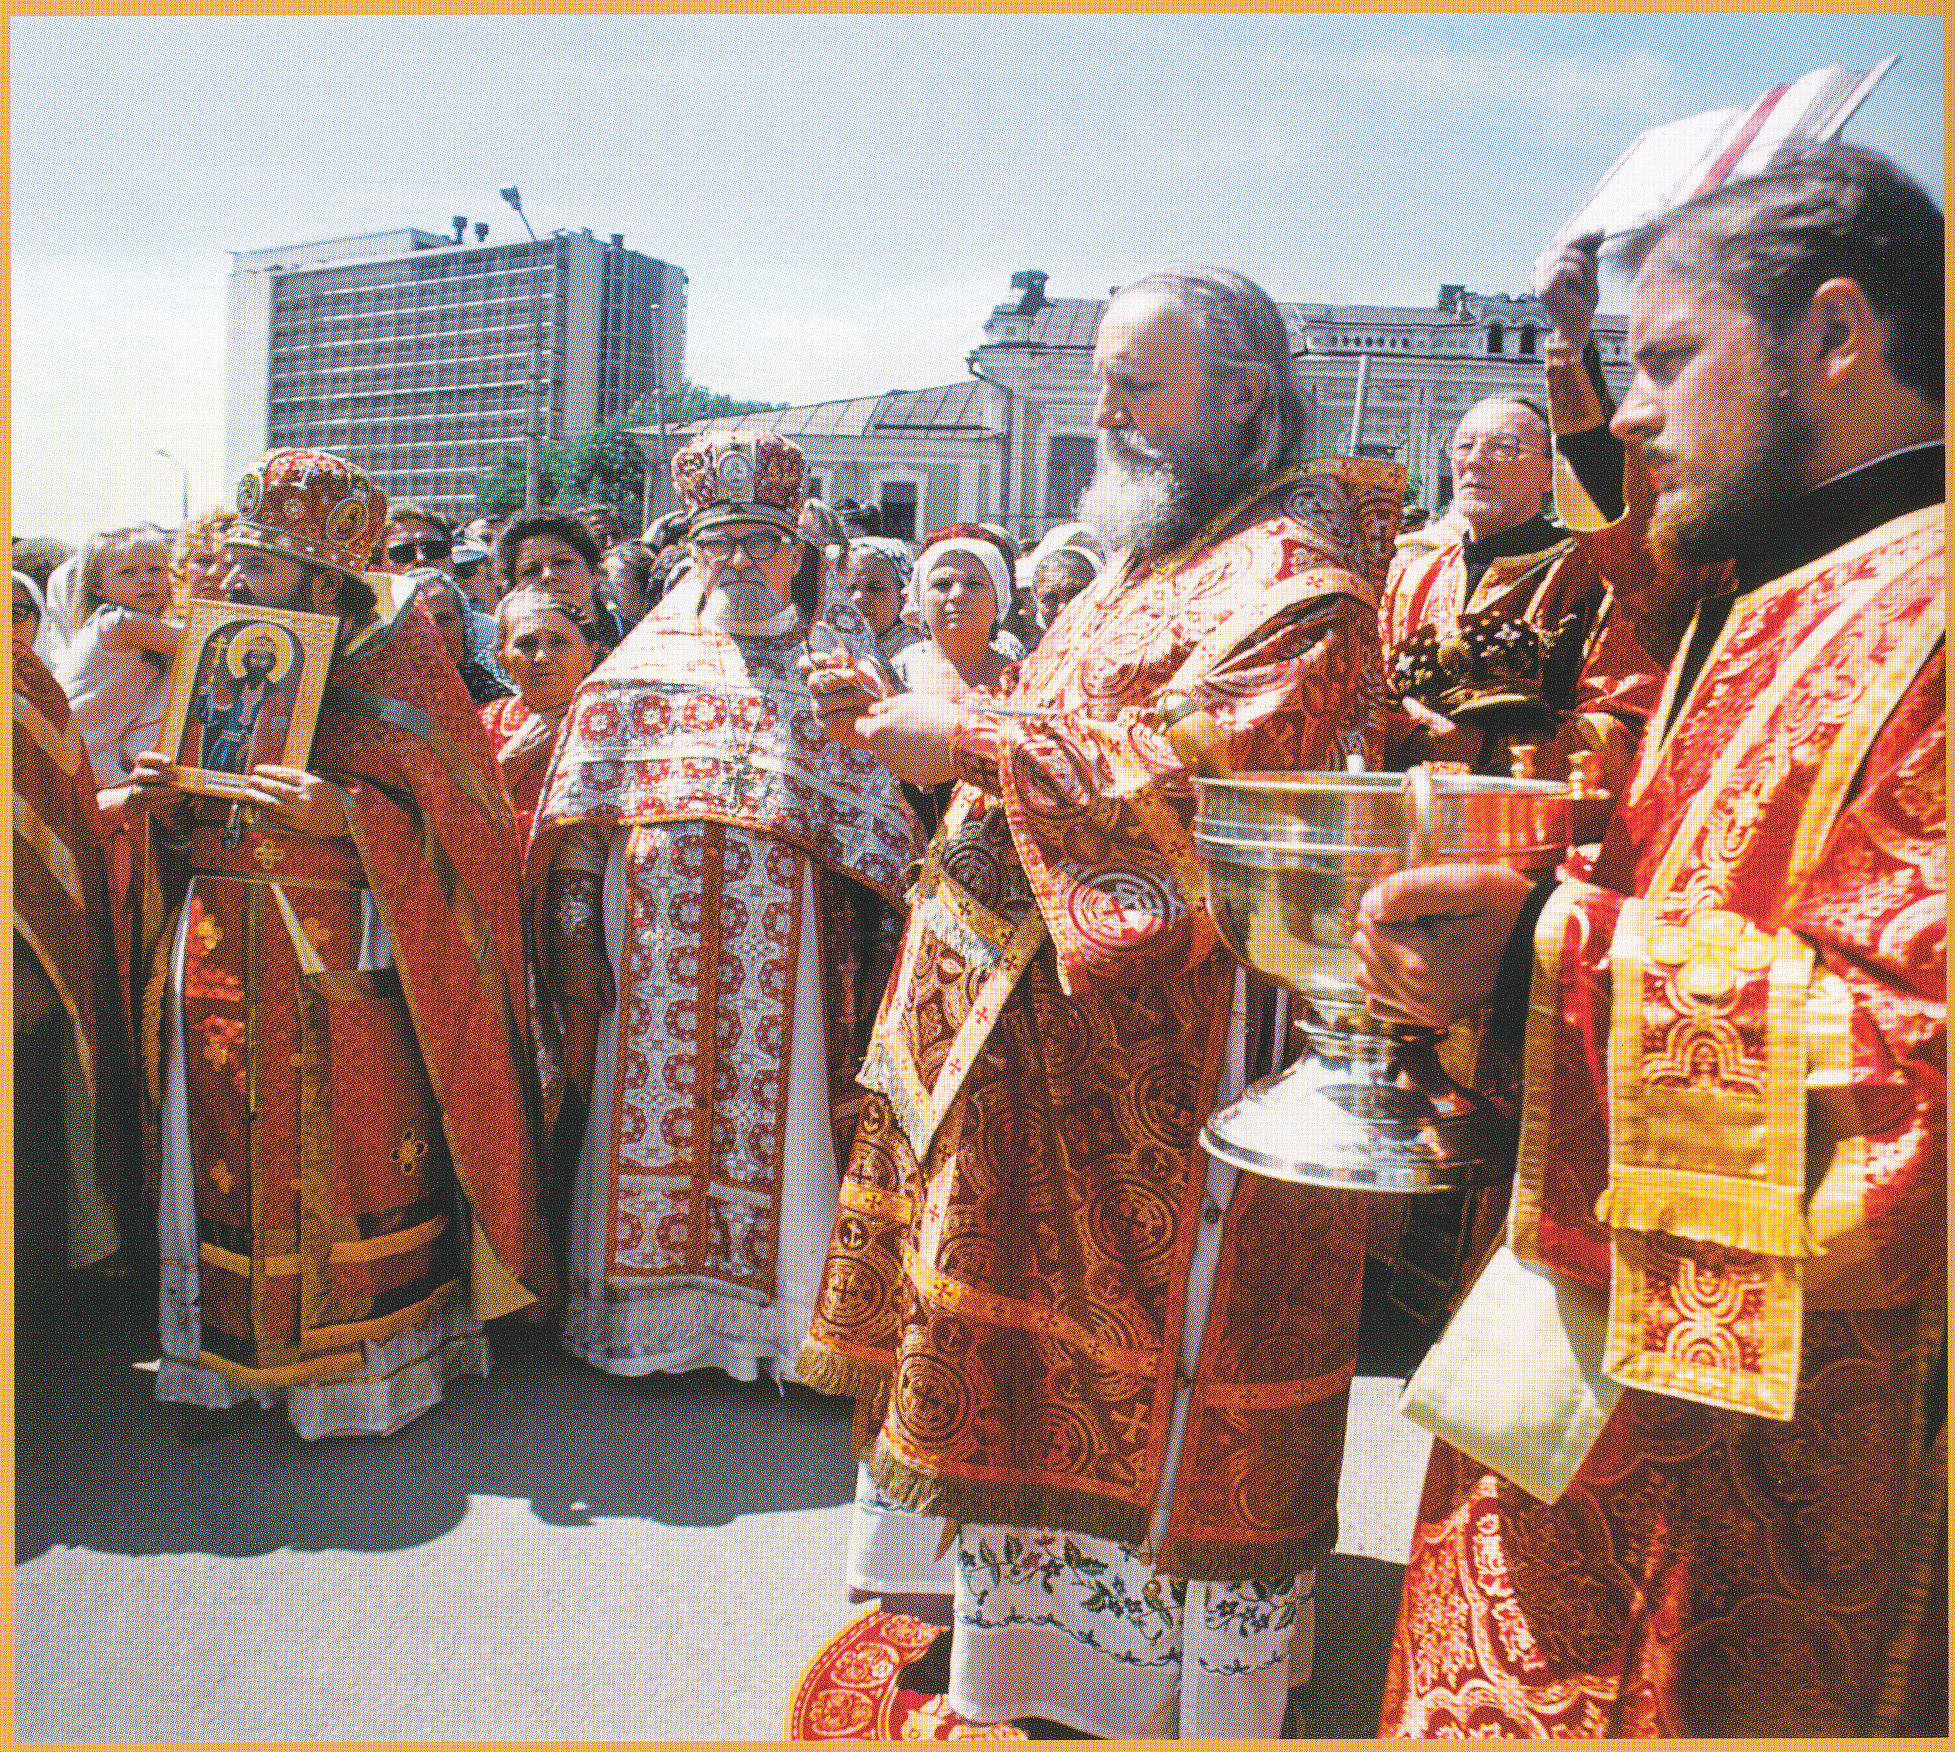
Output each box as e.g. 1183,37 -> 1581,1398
528,431 -> 921,1393
374,505 -> 457,577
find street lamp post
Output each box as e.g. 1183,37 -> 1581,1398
640,301 -> 672,532
502,185 -> 545,509
156,448 -> 189,523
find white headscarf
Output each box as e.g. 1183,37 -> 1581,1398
22,565 -> 66,668
910,536 -> 1011,627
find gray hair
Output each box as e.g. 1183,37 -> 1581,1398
494,584 -> 597,650
1117,267 -> 1310,476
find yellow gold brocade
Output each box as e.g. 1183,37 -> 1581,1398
1599,899 -> 1811,1418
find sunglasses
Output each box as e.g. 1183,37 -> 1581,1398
385,536 -> 453,564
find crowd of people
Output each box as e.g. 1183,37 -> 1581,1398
12,140 -> 1944,1738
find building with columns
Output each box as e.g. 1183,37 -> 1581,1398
655,269 -> 1630,549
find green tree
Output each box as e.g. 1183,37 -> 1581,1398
475,381 -> 788,517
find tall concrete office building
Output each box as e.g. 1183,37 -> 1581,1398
226,224 -> 686,524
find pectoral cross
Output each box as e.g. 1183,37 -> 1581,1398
724,748 -> 760,810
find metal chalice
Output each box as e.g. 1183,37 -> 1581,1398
1192,766 -> 1572,1191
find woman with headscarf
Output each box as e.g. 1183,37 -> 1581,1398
405,568 -> 514,704
841,536 -> 919,666
884,524 -> 1022,833
889,524 -> 1018,698
478,587 -> 598,847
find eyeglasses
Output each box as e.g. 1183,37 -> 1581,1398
1449,435 -> 1546,464
455,556 -> 485,577
385,536 -> 453,563
695,529 -> 790,562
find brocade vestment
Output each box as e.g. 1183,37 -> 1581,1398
530,575 -> 921,1380
1379,526 -> 1660,785
1370,349 -> 1671,1319
14,646 -> 124,1266
801,457 -> 1402,1584
1380,456 -> 1946,1737
1379,347 -> 1665,792
149,600 -> 554,1432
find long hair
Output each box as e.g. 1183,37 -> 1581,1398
1117,267 -> 1310,476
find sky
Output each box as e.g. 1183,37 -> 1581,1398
11,11 -> 1943,542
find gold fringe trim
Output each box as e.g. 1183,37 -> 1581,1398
1592,1167 -> 1816,1259
141,905 -> 181,1111
1158,1515 -> 1340,1587
864,1442 -> 1152,1556
796,1341 -> 890,1408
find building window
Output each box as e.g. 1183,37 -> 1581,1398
879,481 -> 918,543
1487,323 -> 1505,356
806,475 -> 825,504
1519,324 -> 1537,357
1046,435 -> 1095,517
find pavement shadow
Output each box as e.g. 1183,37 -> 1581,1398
1286,1552 -> 1407,1738
16,1271 -> 857,1564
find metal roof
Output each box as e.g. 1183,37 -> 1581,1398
874,381 -> 985,429
649,380 -> 986,441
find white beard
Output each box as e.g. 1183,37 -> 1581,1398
700,576 -> 798,636
1074,411 -> 1249,558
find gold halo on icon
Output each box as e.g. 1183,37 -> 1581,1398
224,621 -> 296,683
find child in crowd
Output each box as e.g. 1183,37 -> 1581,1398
55,525 -> 182,789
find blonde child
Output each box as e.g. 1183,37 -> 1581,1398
55,525 -> 183,792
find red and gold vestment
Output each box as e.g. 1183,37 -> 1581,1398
14,646 -> 126,1265
802,458 -> 1403,1582
150,603 -> 554,1396
1379,529 -> 1661,786
1379,496 -> 1945,1736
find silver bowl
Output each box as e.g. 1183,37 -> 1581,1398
1193,768 -> 1570,1191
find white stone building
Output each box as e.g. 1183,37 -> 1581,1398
650,269 -> 1631,548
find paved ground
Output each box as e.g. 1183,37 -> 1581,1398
15,1259 -> 1435,1742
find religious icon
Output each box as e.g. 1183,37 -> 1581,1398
154,599 -> 338,797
